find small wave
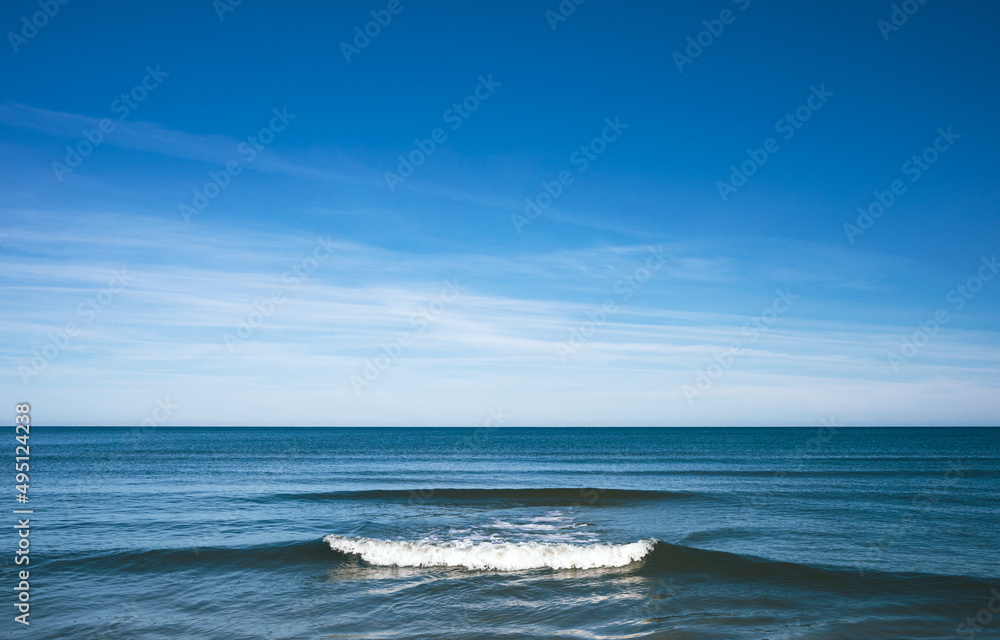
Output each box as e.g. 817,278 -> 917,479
267,488 -> 694,505
323,535 -> 657,571
45,540 -> 334,572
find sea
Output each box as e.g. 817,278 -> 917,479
16,426 -> 1000,639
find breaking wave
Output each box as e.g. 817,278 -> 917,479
323,534 -> 657,571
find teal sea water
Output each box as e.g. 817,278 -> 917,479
17,427 -> 1000,639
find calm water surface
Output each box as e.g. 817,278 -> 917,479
18,427 -> 1000,639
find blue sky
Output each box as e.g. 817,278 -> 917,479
1,0 -> 998,426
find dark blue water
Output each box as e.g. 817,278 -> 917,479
15,427 -> 1000,639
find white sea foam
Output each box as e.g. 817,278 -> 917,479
323,535 -> 657,571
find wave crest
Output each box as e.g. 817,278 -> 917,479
323,535 -> 657,571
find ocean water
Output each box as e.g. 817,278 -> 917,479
19,427 -> 1000,639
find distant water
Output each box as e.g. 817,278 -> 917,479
21,427 -> 1000,639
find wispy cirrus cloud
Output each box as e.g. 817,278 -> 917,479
0,102 -> 373,186
2,210 -> 998,426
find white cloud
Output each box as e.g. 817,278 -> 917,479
2,212 -> 998,425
